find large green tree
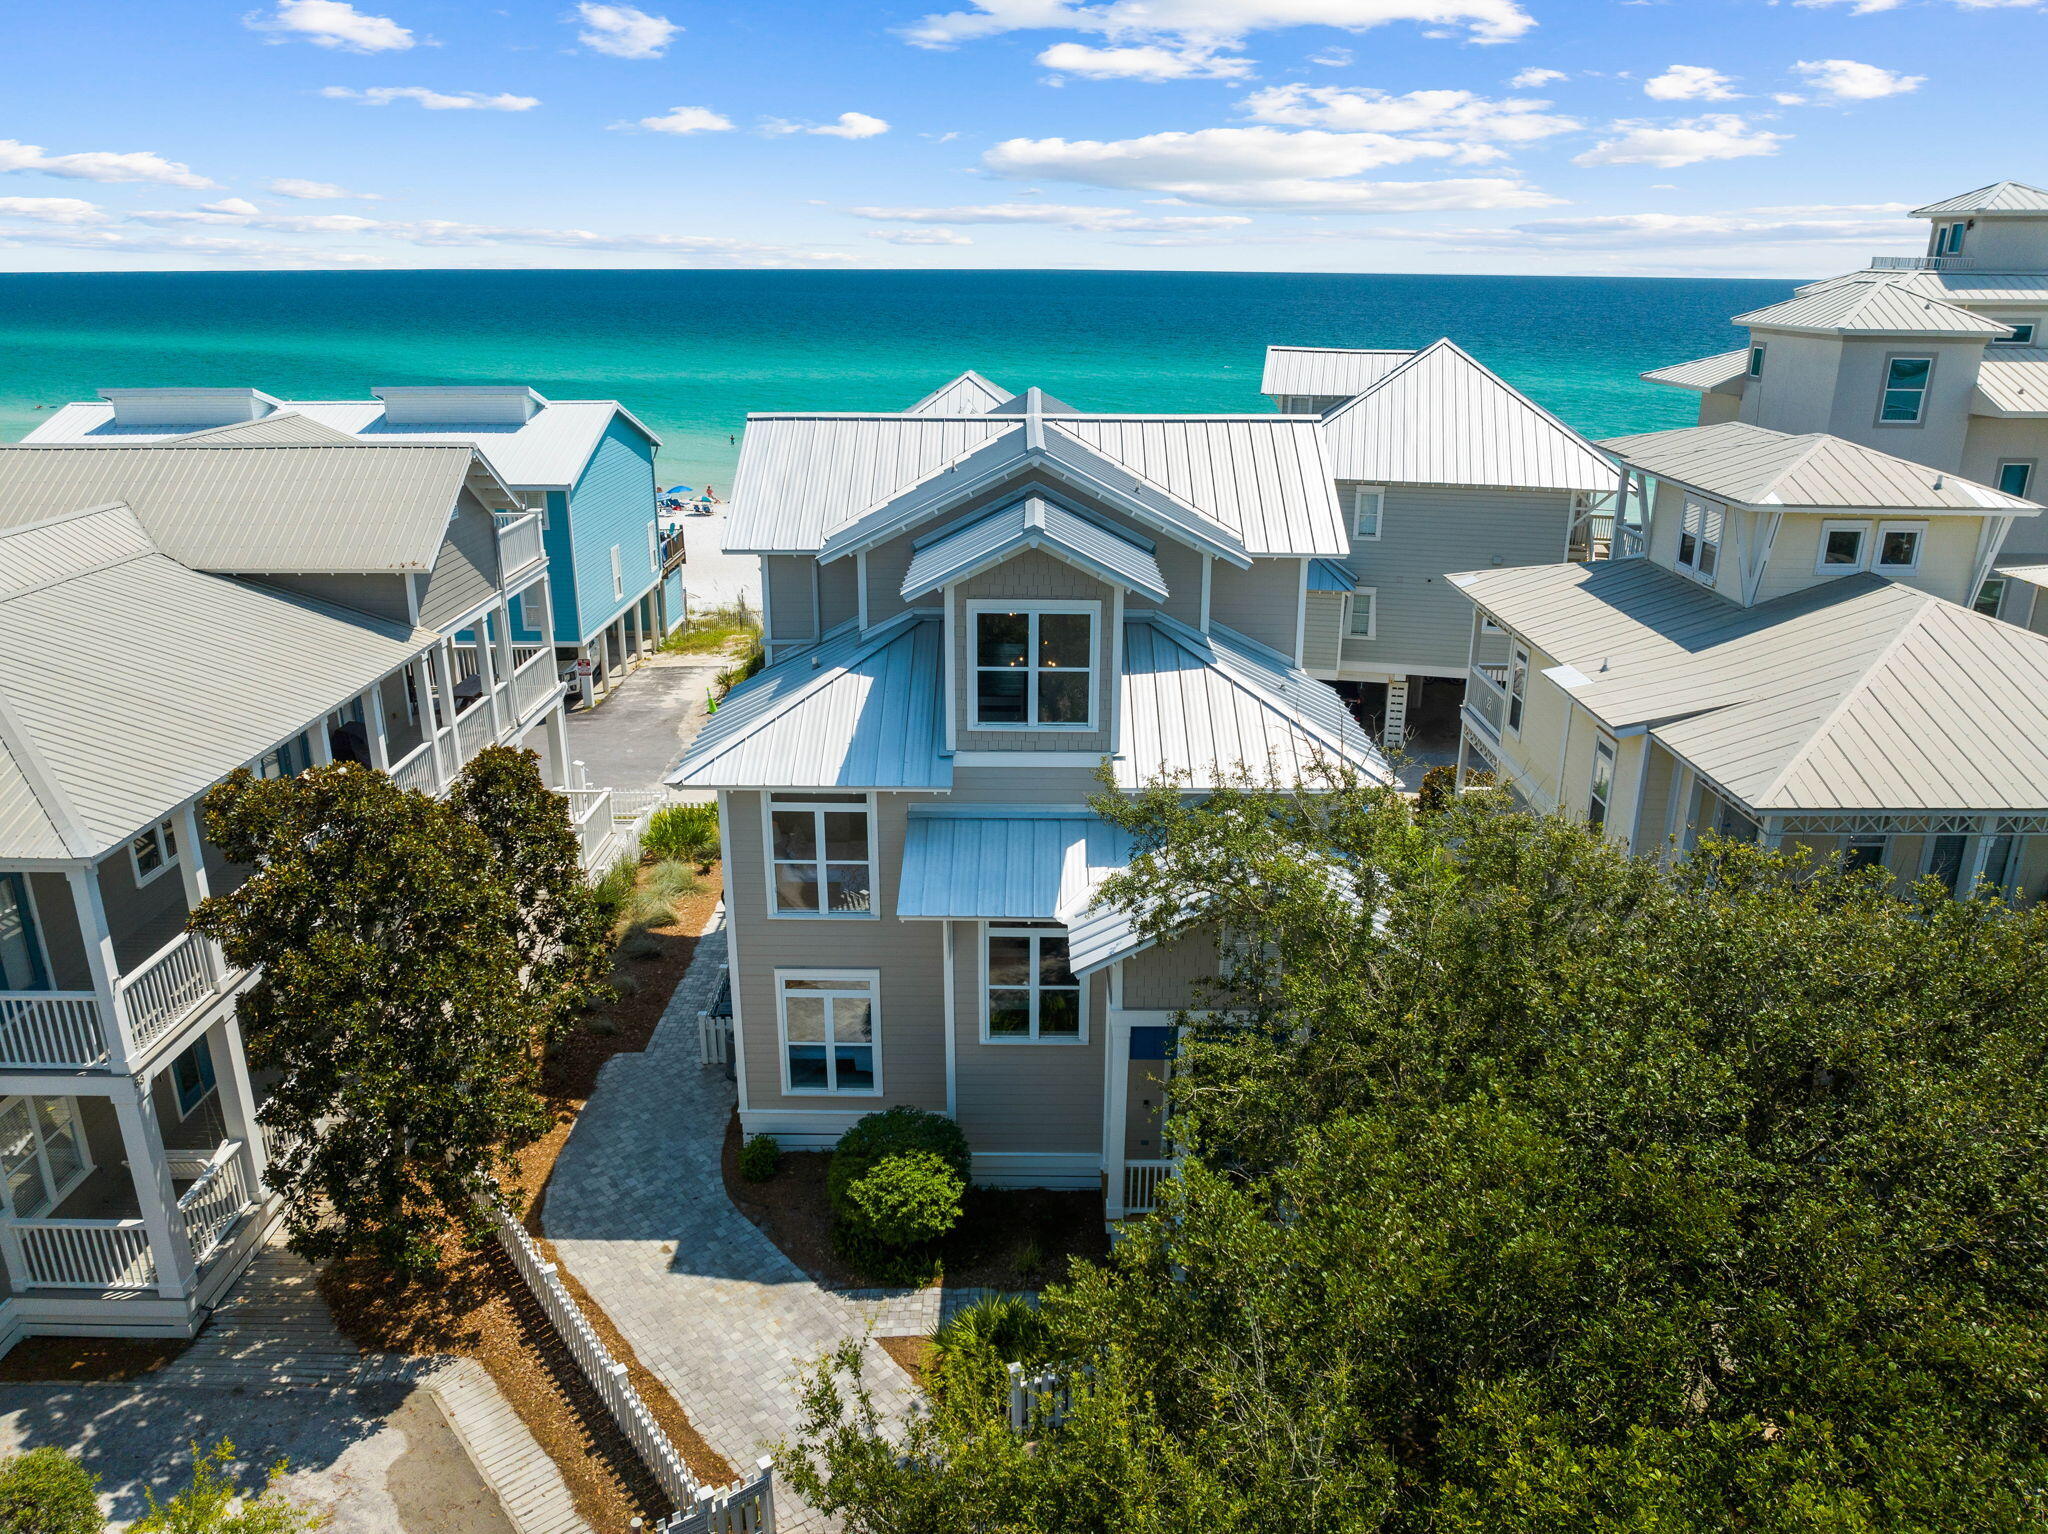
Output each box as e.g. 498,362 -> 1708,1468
193,748 -> 607,1275
786,774 -> 2048,1532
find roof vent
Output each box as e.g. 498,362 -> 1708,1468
1934,474 -> 1945,489
98,387 -> 279,428
371,386 -> 545,425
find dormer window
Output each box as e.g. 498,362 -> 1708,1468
1878,356 -> 1932,424
1993,320 -> 2038,346
1677,498 -> 1722,583
972,603 -> 1096,728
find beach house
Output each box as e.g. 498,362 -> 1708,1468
1449,419 -> 2048,899
1639,180 -> 2048,631
1261,341 -> 1618,749
0,438 -> 576,1348
22,385 -> 670,701
670,376 -> 1387,1217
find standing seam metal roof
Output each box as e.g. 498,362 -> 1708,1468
1259,346 -> 1415,398
1640,350 -> 1751,392
1973,347 -> 2048,415
906,372 -> 1015,415
895,811 -> 1133,921
1911,181 -> 2048,217
900,497 -> 1169,601
1732,278 -> 2012,337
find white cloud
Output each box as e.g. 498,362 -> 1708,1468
847,201 -> 1252,230
0,140 -> 214,189
201,197 -> 264,216
0,197 -> 110,226
623,105 -> 735,134
1643,64 -> 1739,100
1241,84 -> 1579,142
903,0 -> 1537,52
1792,58 -> 1924,99
1508,67 -> 1565,87
1385,206 -> 1919,254
0,225 -> 397,265
867,227 -> 975,245
321,85 -> 539,110
1573,114 -> 1785,168
245,0 -> 414,51
266,177 -> 381,200
1772,92 -> 1807,104
764,112 -> 891,138
574,3 -> 679,57
1310,45 -> 1354,64
1037,42 -> 1253,79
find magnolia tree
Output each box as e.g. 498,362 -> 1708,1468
785,771 -> 2048,1533
193,747 -> 610,1275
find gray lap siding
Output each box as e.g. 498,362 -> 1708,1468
948,920 -> 1107,1156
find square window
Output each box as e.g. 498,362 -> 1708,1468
779,973 -> 880,1093
1037,671 -> 1090,723
1821,526 -> 1866,570
1876,525 -> 1922,570
769,797 -> 873,917
976,612 -> 1029,668
1037,614 -> 1090,669
976,669 -> 1029,723
972,607 -> 1096,728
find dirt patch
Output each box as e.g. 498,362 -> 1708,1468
722,1114 -> 1111,1291
322,865 -> 731,1532
877,1334 -> 935,1392
0,1336 -> 187,1383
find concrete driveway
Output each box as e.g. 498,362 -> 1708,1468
565,653 -> 728,794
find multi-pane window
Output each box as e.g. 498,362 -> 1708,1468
1677,498 -> 1721,582
973,606 -> 1094,727
1939,221 -> 1966,256
0,1096 -> 86,1219
778,972 -> 878,1093
1879,357 -> 1932,423
1507,647 -> 1529,733
1998,461 -> 2034,499
0,875 -> 44,992
128,819 -> 179,886
1346,588 -> 1376,639
1351,486 -> 1384,540
1589,735 -> 1616,829
1876,522 -> 1924,571
985,923 -> 1083,1041
1747,345 -> 1766,379
768,794 -> 872,916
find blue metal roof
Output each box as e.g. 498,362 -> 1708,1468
901,497 -> 1169,602
1307,557 -> 1356,593
896,808 -> 1133,921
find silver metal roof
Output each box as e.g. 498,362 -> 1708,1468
1641,349 -> 1750,393
901,496 -> 1169,602
1259,346 -> 1413,399
1973,347 -> 2048,416
906,371 -> 1013,415
1450,559 -> 2048,813
0,505 -> 437,859
24,394 -> 656,491
1598,422 -> 2039,512
0,442 -> 502,572
1912,181 -> 2048,217
1794,269 -> 2048,305
1733,278 -> 2011,337
172,413 -> 364,446
668,614 -> 950,791
1319,338 -> 1618,492
725,405 -> 1346,559
895,809 -> 1133,921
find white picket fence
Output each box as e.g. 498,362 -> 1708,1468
483,1200 -> 776,1531
697,964 -> 732,1067
1006,1361 -> 1078,1434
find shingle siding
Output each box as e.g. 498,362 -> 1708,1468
950,552 -> 1116,755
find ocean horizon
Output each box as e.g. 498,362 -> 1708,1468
0,268 -> 1799,489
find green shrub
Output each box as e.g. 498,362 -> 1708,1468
827,1107 -> 970,1227
932,1292 -> 1048,1369
133,1438 -> 322,1533
844,1151 -> 963,1249
738,1133 -> 781,1182
645,859 -> 702,902
617,930 -> 664,962
0,1447 -> 101,1534
1415,763 -> 1459,816
644,803 -> 720,867
591,855 -> 637,929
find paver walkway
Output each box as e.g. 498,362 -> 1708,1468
545,914 -> 998,1534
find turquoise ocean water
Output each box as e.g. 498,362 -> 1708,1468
0,270 -> 1797,489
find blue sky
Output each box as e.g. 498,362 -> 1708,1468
0,0 -> 2040,275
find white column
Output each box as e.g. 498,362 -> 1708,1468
206,1013 -> 268,1190
427,643 -> 459,784
307,716 -> 334,766
474,613 -> 505,742
1102,1011 -> 1132,1223
114,1081 -> 196,1300
543,707 -> 571,789
364,679 -> 391,770
66,866 -> 133,1069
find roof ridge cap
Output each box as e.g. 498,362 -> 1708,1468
1146,611 -> 1361,759
0,692 -> 93,858
1,548 -> 157,605
1317,339 -> 1444,423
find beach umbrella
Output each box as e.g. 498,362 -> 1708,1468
665,485 -> 696,495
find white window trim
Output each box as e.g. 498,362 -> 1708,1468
1996,460 -> 2035,500
979,922 -> 1088,1045
1876,354 -> 1934,427
0,1095 -> 94,1221
171,1040 -> 218,1121
1589,732 -> 1617,829
966,599 -> 1101,732
1350,485 -> 1385,542
647,522 -> 660,573
762,792 -> 878,921
1816,519 -> 1870,575
774,968 -> 883,1097
1747,343 -> 1766,379
610,545 -> 624,600
128,820 -> 180,887
1344,586 -> 1377,641
1874,520 -> 1927,572
1677,497 -> 1722,584
1991,318 -> 2039,346
1506,646 -> 1530,737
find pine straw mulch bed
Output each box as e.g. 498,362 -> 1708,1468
721,1118 -> 1112,1294
322,865 -> 732,1533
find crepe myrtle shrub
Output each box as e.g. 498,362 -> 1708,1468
781,765 -> 2048,1534
192,756 -> 587,1277
0,1446 -> 101,1534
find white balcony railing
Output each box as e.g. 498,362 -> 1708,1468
0,993 -> 110,1068
454,700 -> 495,763
177,1140 -> 254,1267
1615,525 -> 1647,561
513,651 -> 559,720
1870,254 -> 1976,271
389,737 -> 440,794
11,1220 -> 155,1290
1466,667 -> 1507,739
495,511 -> 546,578
118,932 -> 223,1055
1122,1159 -> 1175,1215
